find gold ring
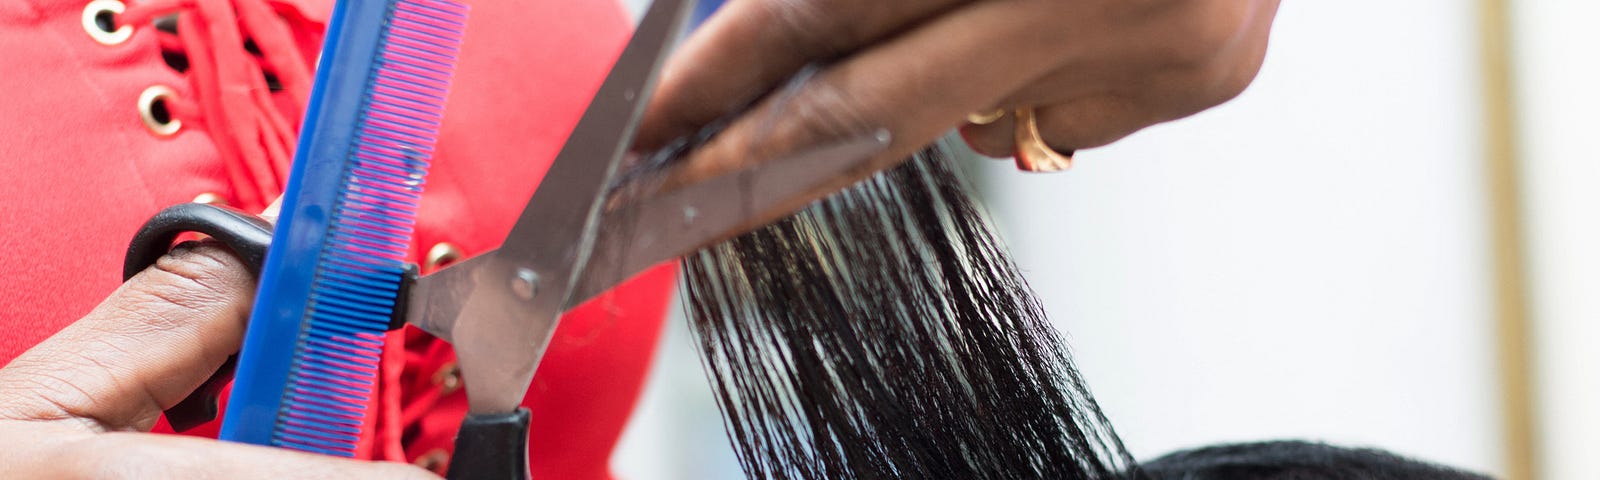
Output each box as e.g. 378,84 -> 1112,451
1012,107 -> 1072,172
966,109 -> 1006,125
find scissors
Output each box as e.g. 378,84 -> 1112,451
120,0 -> 889,477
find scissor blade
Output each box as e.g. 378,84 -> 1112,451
414,133 -> 893,337
441,0 -> 693,414
567,131 -> 891,306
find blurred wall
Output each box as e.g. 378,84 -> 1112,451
1510,2 -> 1600,479
969,0 -> 1501,475
611,0 -> 1527,478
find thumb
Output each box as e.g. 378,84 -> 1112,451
34,433 -> 439,480
0,242 -> 254,432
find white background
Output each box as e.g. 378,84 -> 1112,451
1511,2 -> 1600,479
968,0 -> 1498,473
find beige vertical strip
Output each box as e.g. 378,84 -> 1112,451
1476,1 -> 1538,479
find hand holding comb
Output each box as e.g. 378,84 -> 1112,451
121,0 -> 890,478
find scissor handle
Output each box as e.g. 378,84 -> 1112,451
124,203 -> 419,432
446,408 -> 532,480
123,202 -> 274,432
124,203 -> 274,280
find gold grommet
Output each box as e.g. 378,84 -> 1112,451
966,109 -> 1006,125
413,448 -> 450,474
83,0 -> 133,45
138,85 -> 182,137
425,242 -> 464,272
192,192 -> 228,206
1012,107 -> 1073,172
432,361 -> 463,395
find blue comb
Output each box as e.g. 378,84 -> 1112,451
219,0 -> 467,456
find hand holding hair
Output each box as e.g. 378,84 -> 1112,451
0,244 -> 436,480
638,0 -> 1280,184
638,4 -> 1495,479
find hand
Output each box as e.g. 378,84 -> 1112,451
638,0 -> 1279,185
0,243 -> 435,479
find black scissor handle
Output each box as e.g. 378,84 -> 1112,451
125,203 -> 417,432
123,202 -> 274,432
124,203 -> 274,280
126,204 -> 508,475
446,408 -> 532,480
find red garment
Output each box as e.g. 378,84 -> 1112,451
0,0 -> 673,478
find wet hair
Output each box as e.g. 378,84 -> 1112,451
1138,441 -> 1494,480
640,72 -> 1489,477
679,144 -> 1135,479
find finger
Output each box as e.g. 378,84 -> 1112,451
991,2 -> 1268,109
1029,96 -> 1153,150
960,48 -> 1263,158
992,37 -> 1270,127
663,0 -> 1066,197
635,0 -> 971,149
962,0 -> 1278,158
31,433 -> 438,480
0,243 -> 255,432
958,114 -> 1015,158
960,95 -> 1155,158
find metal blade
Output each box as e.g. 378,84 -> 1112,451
568,131 -> 891,305
441,0 -> 693,414
404,252 -> 484,341
412,131 -> 894,339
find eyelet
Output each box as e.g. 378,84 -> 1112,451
431,361 -> 463,395
425,242 -> 464,273
138,85 -> 182,137
413,449 -> 450,475
82,0 -> 133,46
192,192 -> 228,206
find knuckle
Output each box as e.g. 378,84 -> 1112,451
154,243 -> 244,285
0,364 -> 93,421
0,347 -> 143,431
1210,56 -> 1262,104
1176,32 -> 1266,113
1216,32 -> 1270,101
1134,0 -> 1268,114
784,73 -> 878,148
130,244 -> 250,314
1158,0 -> 1253,70
761,0 -> 857,59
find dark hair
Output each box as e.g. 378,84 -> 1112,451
680,144 -> 1134,479
657,126 -> 1486,479
1139,441 -> 1494,480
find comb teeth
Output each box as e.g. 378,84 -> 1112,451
271,0 -> 467,457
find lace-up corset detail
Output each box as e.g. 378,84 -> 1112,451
115,0 -> 320,212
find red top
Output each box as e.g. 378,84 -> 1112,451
0,0 -> 673,477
